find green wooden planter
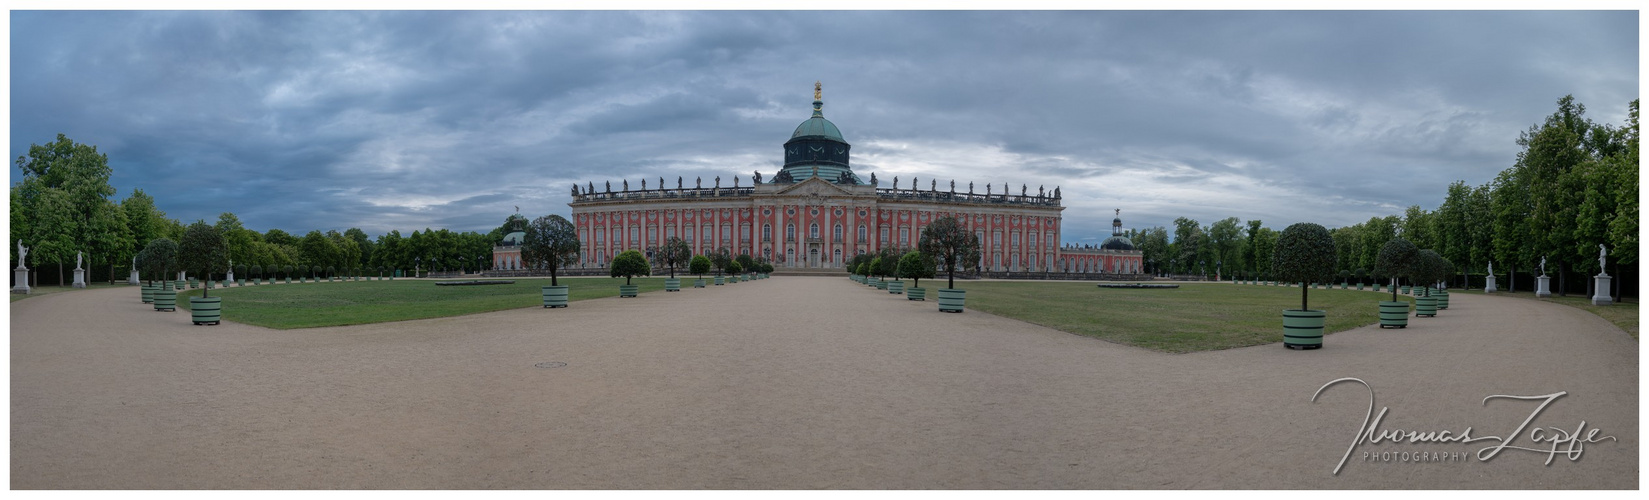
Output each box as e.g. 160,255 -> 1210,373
542,285 -> 569,308
665,278 -> 681,292
1340,283 -> 1347,289
888,281 -> 904,294
714,276 -> 725,285
907,287 -> 926,301
1283,309 -> 1325,349
237,279 -> 245,287
188,278 -> 199,289
152,288 -> 178,312
174,280 -> 185,290
729,276 -> 739,284
694,278 -> 706,288
285,277 -> 292,284
876,280 -> 889,290
867,277 -> 879,287
1357,283 -> 1364,290
190,296 -> 222,325
141,284 -> 155,303
1435,290 -> 1449,309
619,284 -> 639,297
1415,296 -> 1437,317
937,288 -> 966,313
1400,285 -> 1411,294
1378,301 -> 1409,328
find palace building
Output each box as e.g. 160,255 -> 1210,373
564,83 -> 1142,276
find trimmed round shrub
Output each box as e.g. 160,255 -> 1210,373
1271,222 -> 1337,310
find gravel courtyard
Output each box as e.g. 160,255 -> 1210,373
9,277 -> 1638,489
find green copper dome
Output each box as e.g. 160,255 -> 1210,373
776,82 -> 856,184
792,107 -> 845,142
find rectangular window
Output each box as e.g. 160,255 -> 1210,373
1012,232 -> 1019,247
900,228 -> 909,245
741,225 -> 750,241
666,226 -> 676,240
880,227 -> 889,244
648,226 -> 657,244
1028,233 -> 1036,249
629,227 -> 639,246
721,225 -> 731,242
595,230 -> 603,244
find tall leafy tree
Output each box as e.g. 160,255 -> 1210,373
1208,217 -> 1242,275
179,221 -> 229,298
649,236 -> 691,279
523,214 -> 581,286
1271,222 -> 1337,311
918,215 -> 982,289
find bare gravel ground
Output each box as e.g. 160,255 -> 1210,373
9,277 -> 1637,489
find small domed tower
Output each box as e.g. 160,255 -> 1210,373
1101,209 -> 1135,251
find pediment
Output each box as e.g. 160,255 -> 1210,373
773,176 -> 855,197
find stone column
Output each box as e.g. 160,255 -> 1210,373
1535,275 -> 1551,298
1591,273 -> 1613,306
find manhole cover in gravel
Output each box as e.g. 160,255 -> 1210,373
535,362 -> 567,369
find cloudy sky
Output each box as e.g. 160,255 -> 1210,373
8,10 -> 1639,243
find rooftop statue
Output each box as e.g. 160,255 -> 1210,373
1022,184 -> 1027,197
588,182 -> 594,194
969,182 -> 973,194
622,180 -> 629,191
696,177 -> 702,188
641,178 -> 646,190
571,184 -> 579,197
715,176 -> 720,188
677,177 -> 683,189
605,181 -> 611,193
733,177 -> 739,188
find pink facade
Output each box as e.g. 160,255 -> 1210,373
567,177 -> 1139,274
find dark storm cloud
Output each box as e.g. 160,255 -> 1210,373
10,10 -> 1637,242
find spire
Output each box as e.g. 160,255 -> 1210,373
812,81 -> 824,118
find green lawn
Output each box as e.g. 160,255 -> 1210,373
962,281 -> 1416,353
1448,288 -> 1637,338
176,277 -> 678,329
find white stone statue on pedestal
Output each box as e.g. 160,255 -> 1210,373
1593,245 -> 1612,305
1535,255 -> 1552,298
71,251 -> 87,288
1484,261 -> 1498,293
12,241 -> 30,294
128,255 -> 140,285
226,258 -> 235,283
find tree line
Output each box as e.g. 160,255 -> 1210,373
1126,96 -> 1636,297
11,134 -> 518,285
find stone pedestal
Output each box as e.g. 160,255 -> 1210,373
1484,275 -> 1497,293
226,271 -> 235,283
128,269 -> 140,285
72,267 -> 86,288
12,267 -> 30,294
1535,275 -> 1551,298
1591,274 -> 1613,306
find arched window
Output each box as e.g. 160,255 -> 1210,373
833,248 -> 841,263
857,225 -> 867,240
810,223 -> 819,239
762,224 -> 772,242
1028,254 -> 1036,271
702,225 -> 712,244
786,224 -> 796,241
834,224 -> 842,240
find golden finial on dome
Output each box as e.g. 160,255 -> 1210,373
814,81 -> 822,100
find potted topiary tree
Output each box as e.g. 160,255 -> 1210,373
877,247 -> 903,293
919,215 -> 982,313
1338,270 -> 1349,289
140,239 -> 179,309
736,253 -> 755,281
1434,258 -> 1453,309
1270,222 -> 1337,350
523,214 -> 582,308
281,265 -> 292,284
1410,250 -> 1447,318
724,260 -> 743,284
710,249 -> 731,285
1372,237 -> 1418,328
1354,268 -> 1367,290
898,250 -> 936,301
326,265 -> 337,282
234,264 -> 247,287
689,255 -> 712,288
179,222 -> 229,325
650,237 -> 691,292
250,264 -> 263,285
867,257 -> 883,288
610,249 -> 649,297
